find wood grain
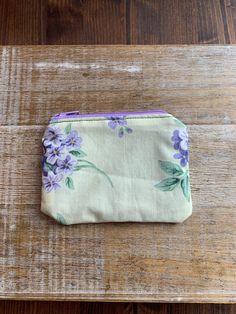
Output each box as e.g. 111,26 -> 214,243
1,1 -> 236,45
0,300 -> 134,313
224,0 -> 236,43
129,0 -> 236,44
1,46 -> 236,125
137,303 -> 236,314
0,46 -> 236,303
130,0 -> 198,44
0,0 -> 45,45
46,0 -> 127,44
1,301 -> 236,314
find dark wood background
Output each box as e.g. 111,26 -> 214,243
0,0 -> 236,313
0,0 -> 236,45
1,302 -> 236,313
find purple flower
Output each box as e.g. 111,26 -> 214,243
108,116 -> 127,129
126,127 -> 133,134
171,129 -> 188,151
65,130 -> 82,150
171,129 -> 189,167
173,149 -> 189,167
46,145 -> 65,164
108,116 -> 133,138
41,156 -> 49,176
43,126 -> 64,147
179,130 -> 188,150
56,155 -> 77,175
43,172 -> 62,192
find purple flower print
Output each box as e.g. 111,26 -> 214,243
108,116 -> 133,138
65,130 -> 82,150
173,149 -> 189,167
43,172 -> 62,192
41,156 -> 49,176
43,126 -> 64,147
126,127 -> 133,134
108,116 -> 127,129
46,145 -> 65,164
56,155 -> 77,175
42,124 -> 113,192
171,129 -> 189,167
171,129 -> 188,151
179,129 -> 188,151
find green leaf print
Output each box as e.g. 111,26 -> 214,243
65,177 -> 74,190
65,123 -> 72,134
45,161 -> 54,172
158,160 -> 184,176
181,175 -> 190,201
69,149 -> 87,157
56,213 -> 67,225
155,177 -> 180,191
155,160 -> 190,202
118,127 -> 124,138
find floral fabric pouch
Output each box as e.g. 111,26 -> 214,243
41,110 -> 192,225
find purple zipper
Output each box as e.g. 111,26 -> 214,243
51,109 -> 169,121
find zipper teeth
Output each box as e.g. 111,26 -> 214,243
51,110 -> 169,121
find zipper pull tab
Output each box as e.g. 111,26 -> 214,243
65,111 -> 80,117
52,111 -> 80,121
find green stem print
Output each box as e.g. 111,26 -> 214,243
56,212 -> 67,225
154,160 -> 190,201
42,123 -> 113,192
75,159 -> 114,188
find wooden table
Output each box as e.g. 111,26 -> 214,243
0,46 -> 236,302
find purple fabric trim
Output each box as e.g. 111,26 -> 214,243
51,110 -> 169,121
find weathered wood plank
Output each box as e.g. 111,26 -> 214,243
1,46 -> 236,125
0,204 -> 236,301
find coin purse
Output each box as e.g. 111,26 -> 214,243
41,110 -> 192,225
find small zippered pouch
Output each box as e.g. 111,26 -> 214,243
41,110 -> 192,225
